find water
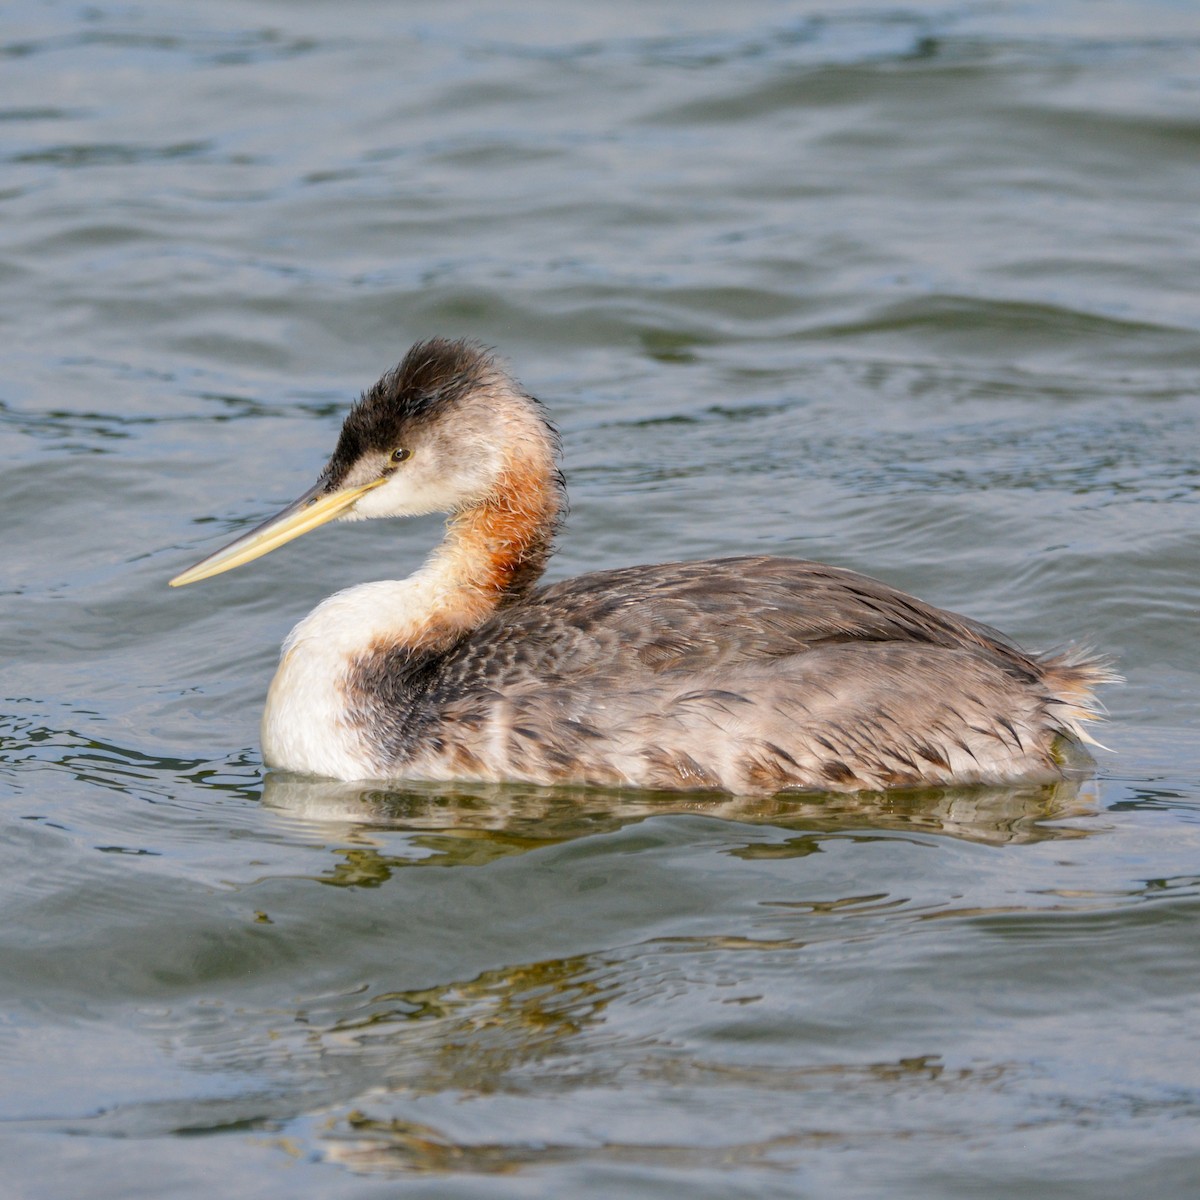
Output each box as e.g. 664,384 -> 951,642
2,1 -> 1199,1196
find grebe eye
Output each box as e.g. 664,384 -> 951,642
390,447 -> 411,464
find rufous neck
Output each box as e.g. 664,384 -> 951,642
418,452 -> 563,644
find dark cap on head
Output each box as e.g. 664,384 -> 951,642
324,338 -> 499,488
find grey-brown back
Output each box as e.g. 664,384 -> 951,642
346,557 -> 1109,793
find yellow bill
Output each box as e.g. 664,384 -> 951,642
169,477 -> 386,587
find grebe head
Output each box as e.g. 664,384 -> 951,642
170,338 -> 553,587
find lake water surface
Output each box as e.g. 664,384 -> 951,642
2,2 -> 1199,1197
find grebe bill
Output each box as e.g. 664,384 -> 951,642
171,338 -> 1114,794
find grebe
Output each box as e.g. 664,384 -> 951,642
171,338 -> 1112,793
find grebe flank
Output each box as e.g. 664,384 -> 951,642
170,338 -> 1113,793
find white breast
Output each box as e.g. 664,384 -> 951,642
260,578 -> 435,779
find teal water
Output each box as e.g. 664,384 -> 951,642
2,2 -> 1199,1196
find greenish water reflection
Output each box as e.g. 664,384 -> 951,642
264,772 -> 1099,880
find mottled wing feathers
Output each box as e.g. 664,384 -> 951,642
349,556 -> 1108,792
388,642 -> 1094,794
443,556 -> 1034,688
